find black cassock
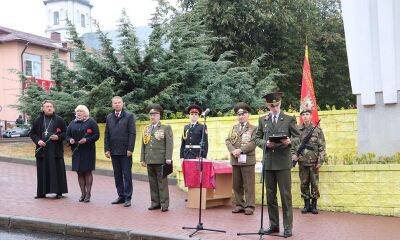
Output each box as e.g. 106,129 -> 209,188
29,113 -> 68,196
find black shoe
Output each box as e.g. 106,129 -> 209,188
123,200 -> 131,207
244,207 -> 254,215
111,197 -> 125,204
148,205 -> 161,210
263,226 -> 280,235
284,229 -> 292,238
301,199 -> 310,214
311,199 -> 318,214
83,194 -> 91,203
55,194 -> 63,199
34,195 -> 46,199
79,194 -> 85,202
161,206 -> 168,212
232,206 -> 245,213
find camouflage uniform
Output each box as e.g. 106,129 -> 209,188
298,123 -> 326,201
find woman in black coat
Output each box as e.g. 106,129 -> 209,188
66,105 -> 99,202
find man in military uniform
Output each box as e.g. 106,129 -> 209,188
180,104 -> 208,160
295,109 -> 326,214
225,102 -> 257,215
140,104 -> 173,212
252,92 -> 300,238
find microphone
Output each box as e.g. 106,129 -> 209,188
201,108 -> 210,117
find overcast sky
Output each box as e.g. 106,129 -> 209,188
0,0 -> 177,37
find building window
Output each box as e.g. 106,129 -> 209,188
54,11 -> 60,25
23,53 -> 42,78
81,14 -> 85,27
70,50 -> 77,62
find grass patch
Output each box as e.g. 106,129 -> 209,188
326,152 -> 400,165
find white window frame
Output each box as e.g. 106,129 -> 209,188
23,53 -> 42,78
54,11 -> 60,25
81,13 -> 86,28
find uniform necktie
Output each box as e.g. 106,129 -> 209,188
273,115 -> 277,124
240,123 -> 245,131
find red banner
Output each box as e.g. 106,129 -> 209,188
300,45 -> 319,124
23,77 -> 55,92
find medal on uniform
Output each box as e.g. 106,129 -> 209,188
155,129 -> 165,140
241,130 -> 252,146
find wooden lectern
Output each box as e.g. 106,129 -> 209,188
182,159 -> 232,209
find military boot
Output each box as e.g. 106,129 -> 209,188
301,199 -> 310,214
311,198 -> 318,214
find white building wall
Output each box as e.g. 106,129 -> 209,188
342,0 -> 400,155
342,0 -> 400,105
44,0 -> 92,41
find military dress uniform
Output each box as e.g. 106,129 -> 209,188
298,115 -> 326,214
180,105 -> 208,159
252,92 -> 300,237
225,102 -> 257,215
140,104 -> 173,212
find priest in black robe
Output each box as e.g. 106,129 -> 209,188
29,100 -> 68,199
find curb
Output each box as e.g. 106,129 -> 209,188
0,156 -> 177,185
0,214 -> 10,229
9,215 -> 66,235
0,214 -> 193,240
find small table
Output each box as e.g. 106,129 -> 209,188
182,159 -> 232,209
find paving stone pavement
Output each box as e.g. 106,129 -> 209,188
0,161 -> 399,240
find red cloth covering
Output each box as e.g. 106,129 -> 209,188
182,159 -> 232,189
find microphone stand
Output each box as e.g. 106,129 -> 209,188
182,111 -> 226,238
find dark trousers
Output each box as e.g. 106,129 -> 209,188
111,155 -> 133,201
147,164 -> 169,208
232,165 -> 255,209
265,169 -> 293,231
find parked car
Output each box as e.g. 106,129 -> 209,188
2,127 -> 30,138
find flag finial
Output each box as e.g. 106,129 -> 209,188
305,45 -> 309,60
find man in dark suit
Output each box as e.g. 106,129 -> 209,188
104,96 -> 136,207
252,92 -> 300,238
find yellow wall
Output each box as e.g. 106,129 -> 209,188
270,164 -> 400,216
176,164 -> 400,216
96,109 -> 357,161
